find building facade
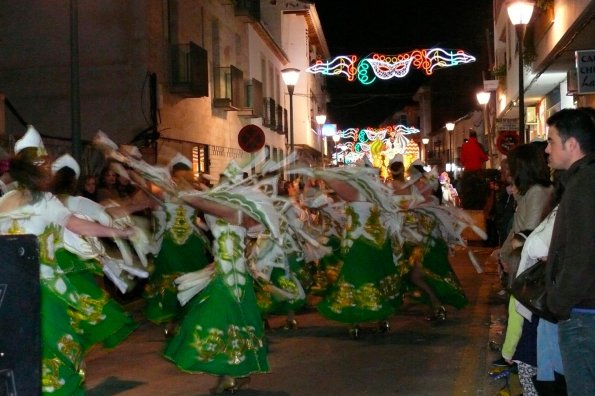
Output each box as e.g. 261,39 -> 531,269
492,0 -> 595,159
0,0 -> 330,179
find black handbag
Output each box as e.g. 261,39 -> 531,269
511,260 -> 558,323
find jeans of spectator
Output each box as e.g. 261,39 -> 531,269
558,309 -> 595,396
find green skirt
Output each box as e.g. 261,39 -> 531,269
256,253 -> 306,315
317,237 -> 398,324
144,233 -> 210,324
41,280 -> 85,396
164,276 -> 269,377
55,248 -> 138,351
309,235 -> 342,297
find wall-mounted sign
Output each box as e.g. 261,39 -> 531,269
238,124 -> 265,153
496,130 -> 520,155
321,123 -> 337,137
576,50 -> 595,94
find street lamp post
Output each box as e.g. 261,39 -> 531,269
507,1 -> 535,144
315,114 -> 326,164
476,91 -> 492,168
445,122 -> 455,168
422,137 -> 429,163
281,68 -> 300,153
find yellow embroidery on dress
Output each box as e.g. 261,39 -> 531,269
42,357 -> 66,393
38,224 -> 61,264
329,280 -> 386,313
58,334 -> 83,369
355,282 -> 383,311
379,273 -> 402,302
144,273 -> 180,298
69,292 -> 109,332
363,205 -> 385,246
217,231 -> 243,263
226,324 -> 245,364
7,218 -> 25,234
191,324 -> 262,364
329,281 -> 356,313
192,325 -> 225,362
277,276 -> 299,300
170,205 -> 192,245
341,206 -> 359,253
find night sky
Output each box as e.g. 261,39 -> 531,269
311,0 -> 493,130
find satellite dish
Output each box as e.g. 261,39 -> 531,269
238,124 -> 265,153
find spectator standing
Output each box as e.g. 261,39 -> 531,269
80,174 -> 99,202
499,143 -> 553,288
494,159 -> 516,246
460,130 -> 489,171
544,107 -> 595,396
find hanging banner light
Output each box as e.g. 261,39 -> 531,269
335,124 -> 420,166
307,48 -> 476,85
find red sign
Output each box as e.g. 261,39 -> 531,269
238,124 -> 265,153
496,130 -> 520,155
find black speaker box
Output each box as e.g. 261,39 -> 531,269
0,235 -> 41,396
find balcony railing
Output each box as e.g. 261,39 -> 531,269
233,0 -> 260,22
170,42 -> 209,98
213,65 -> 244,110
262,97 -> 276,128
238,78 -> 263,118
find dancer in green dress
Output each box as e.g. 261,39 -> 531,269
155,159 -> 282,394
143,154 -> 211,327
0,127 -> 135,395
164,214 -> 268,393
389,159 -> 470,322
314,166 -> 401,337
51,154 -> 141,350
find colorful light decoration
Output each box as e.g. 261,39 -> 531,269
306,48 -> 476,85
333,124 -> 420,165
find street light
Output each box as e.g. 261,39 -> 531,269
476,91 -> 492,167
332,133 -> 341,165
445,122 -> 455,166
422,137 -> 430,163
281,68 -> 300,152
315,114 -> 326,163
507,0 -> 535,144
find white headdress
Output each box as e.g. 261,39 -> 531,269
167,153 -> 192,171
388,153 -> 404,166
14,125 -> 47,156
51,154 -> 81,178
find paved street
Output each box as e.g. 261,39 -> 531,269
85,245 -> 510,396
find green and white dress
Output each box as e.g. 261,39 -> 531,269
144,201 -> 211,324
58,195 -> 138,350
317,201 -> 399,324
164,215 -> 269,377
253,202 -> 307,316
0,192 -> 85,396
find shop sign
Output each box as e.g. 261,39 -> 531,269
576,50 -> 595,94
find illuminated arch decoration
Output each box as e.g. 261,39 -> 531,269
307,48 -> 476,85
333,124 -> 420,167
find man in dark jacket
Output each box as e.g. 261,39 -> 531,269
544,107 -> 595,396
460,130 -> 488,171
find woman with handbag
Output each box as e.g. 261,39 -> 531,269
498,143 -> 553,288
495,143 -> 554,394
511,206 -> 567,395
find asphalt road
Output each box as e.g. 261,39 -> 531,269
85,245 -> 511,396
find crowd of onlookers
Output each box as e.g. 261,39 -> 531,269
456,108 -> 595,396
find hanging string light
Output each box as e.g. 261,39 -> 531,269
307,48 -> 476,85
